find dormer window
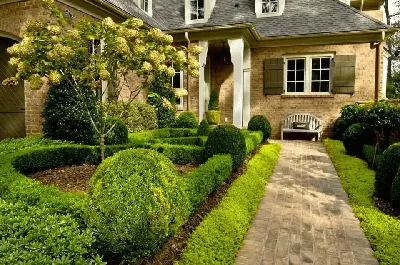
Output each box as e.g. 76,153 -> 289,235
256,0 -> 285,18
137,0 -> 152,16
141,0 -> 149,13
190,0 -> 205,20
262,0 -> 278,13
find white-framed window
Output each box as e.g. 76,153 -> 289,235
172,70 -> 184,108
190,0 -> 205,20
262,0 -> 278,14
255,0 -> 285,18
141,0 -> 149,12
284,54 -> 333,95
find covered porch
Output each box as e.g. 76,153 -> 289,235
196,38 -> 251,128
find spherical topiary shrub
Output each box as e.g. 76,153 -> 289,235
375,143 -> 400,199
87,149 -> 189,261
247,115 -> 271,141
104,117 -> 128,145
342,123 -> 376,157
197,119 -> 210,136
175,111 -> 198,128
390,168 -> 400,211
204,125 -> 246,170
332,117 -> 348,140
43,80 -> 97,145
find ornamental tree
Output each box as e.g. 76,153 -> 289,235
2,0 -> 201,160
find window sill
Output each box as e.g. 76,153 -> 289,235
281,94 -> 334,99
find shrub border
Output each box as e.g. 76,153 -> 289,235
176,143 -> 281,264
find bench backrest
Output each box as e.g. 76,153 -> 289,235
282,113 -> 322,130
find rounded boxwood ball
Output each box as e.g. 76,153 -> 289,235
332,117 -> 348,140
247,115 -> 271,141
175,111 -> 198,128
390,168 -> 400,211
197,119 -> 210,136
204,125 -> 246,170
86,148 -> 189,260
376,143 -> 400,199
342,123 -> 376,157
104,117 -> 128,145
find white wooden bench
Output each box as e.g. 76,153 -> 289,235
281,113 -> 322,141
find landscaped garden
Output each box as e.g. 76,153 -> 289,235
325,100 -> 400,265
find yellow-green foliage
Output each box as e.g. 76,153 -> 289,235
324,139 -> 400,265
176,143 -> 281,265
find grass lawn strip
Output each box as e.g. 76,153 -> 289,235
176,143 -> 281,265
324,139 -> 400,265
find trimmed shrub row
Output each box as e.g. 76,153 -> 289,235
153,144 -> 204,165
324,140 -> 400,264
0,199 -> 103,265
175,112 -> 199,128
176,143 -> 281,264
243,130 -> 264,155
129,128 -> 197,145
182,155 -> 233,209
160,137 -> 205,147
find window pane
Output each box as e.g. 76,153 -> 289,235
287,60 -> 295,70
312,70 -> 320,81
311,82 -> 320,92
173,72 -> 181,88
198,0 -> 204,8
321,58 -> 331,69
296,70 -> 304,81
287,82 -> 295,92
262,0 -> 278,13
312,58 -> 320,69
198,8 -> 205,19
296,59 -> 305,70
321,70 -> 330,80
296,82 -> 304,92
321,81 -> 330,92
287,71 -> 295,81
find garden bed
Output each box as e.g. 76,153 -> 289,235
28,164 -> 97,193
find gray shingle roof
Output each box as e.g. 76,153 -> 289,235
101,0 -> 165,28
107,0 -> 388,37
152,0 -> 388,37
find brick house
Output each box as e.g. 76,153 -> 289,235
0,0 -> 391,139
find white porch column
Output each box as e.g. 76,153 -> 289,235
198,40 -> 209,122
243,45 -> 251,128
228,38 -> 244,128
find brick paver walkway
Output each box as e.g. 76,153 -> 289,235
235,141 -> 378,265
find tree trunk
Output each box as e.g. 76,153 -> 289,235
100,134 -> 105,162
385,0 -> 393,80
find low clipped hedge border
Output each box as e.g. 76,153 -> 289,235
129,128 -> 197,144
324,140 -> 400,265
243,130 -> 264,155
177,143 -> 281,265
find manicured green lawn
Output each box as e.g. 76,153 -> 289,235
176,143 -> 281,265
324,139 -> 400,265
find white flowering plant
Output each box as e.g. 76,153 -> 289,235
3,0 -> 201,160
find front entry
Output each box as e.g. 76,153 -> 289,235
0,37 -> 26,140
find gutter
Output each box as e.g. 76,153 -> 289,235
165,23 -> 394,44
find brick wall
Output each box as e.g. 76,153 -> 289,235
191,42 -> 380,139
251,43 -> 380,139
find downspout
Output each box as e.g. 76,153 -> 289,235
185,32 -> 190,111
360,0 -> 364,11
375,41 -> 382,101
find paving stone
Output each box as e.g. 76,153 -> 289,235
235,141 -> 377,265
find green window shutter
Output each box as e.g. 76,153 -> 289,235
332,55 -> 356,94
264,58 -> 284,95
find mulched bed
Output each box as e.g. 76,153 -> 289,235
28,164 -> 97,193
27,163 -> 199,193
374,197 -> 400,219
136,143 -> 264,265
175,163 -> 198,175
